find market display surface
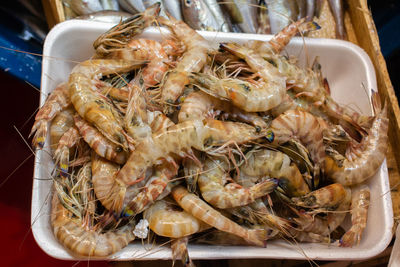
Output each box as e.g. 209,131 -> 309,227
31,4 -> 393,262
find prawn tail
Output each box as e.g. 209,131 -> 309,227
252,178 -> 279,198
54,147 -> 70,178
265,214 -> 292,234
248,229 -> 268,247
339,226 -> 361,247
299,21 -> 321,34
30,121 -> 47,149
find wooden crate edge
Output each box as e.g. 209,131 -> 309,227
348,0 -> 400,172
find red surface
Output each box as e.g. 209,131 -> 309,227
0,71 -> 111,266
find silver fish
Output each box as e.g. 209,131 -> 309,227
204,0 -> 231,32
77,10 -> 132,23
163,0 -> 182,20
265,0 -> 291,34
296,0 -> 307,19
100,0 -> 119,10
232,0 -> 258,33
70,0 -> 103,15
118,0 -> 145,13
328,0 -> 346,39
181,0 -> 220,31
306,0 -> 315,21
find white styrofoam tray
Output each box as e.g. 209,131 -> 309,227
32,19 -> 393,261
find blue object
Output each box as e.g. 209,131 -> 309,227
0,22 -> 42,88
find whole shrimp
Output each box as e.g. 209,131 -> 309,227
178,90 -> 268,130
292,187 -> 351,236
198,156 -> 278,209
107,119 -> 262,213
292,183 -> 346,209
190,72 -> 283,113
157,14 -> 210,114
109,39 -> 171,87
270,109 -> 326,171
143,199 -> 209,238
172,185 -> 267,247
326,93 -> 389,186
93,3 -> 160,56
218,43 -> 286,111
69,59 -> 145,150
238,149 -> 310,197
51,191 -> 135,257
90,152 -> 150,211
74,115 -> 128,164
340,185 -> 370,247
30,82 -> 70,149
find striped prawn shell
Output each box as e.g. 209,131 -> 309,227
74,114 -> 128,164
51,191 -> 135,257
270,109 -> 326,166
329,107 -> 389,186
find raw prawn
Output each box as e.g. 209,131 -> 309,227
198,156 -> 278,209
172,185 -> 267,247
239,149 -> 310,197
51,191 -> 135,257
74,115 -> 128,164
106,119 -> 262,212
191,72 -> 283,113
157,14 -> 210,113
69,59 -> 145,150
49,107 -> 75,154
293,187 -> 351,236
122,163 -> 178,217
340,185 -> 370,247
270,109 -> 326,169
292,183 -> 346,209
143,200 -> 209,238
326,93 -> 389,186
93,3 -> 161,56
30,82 -> 70,149
54,126 -> 80,178
178,90 -> 268,129
109,38 -> 170,87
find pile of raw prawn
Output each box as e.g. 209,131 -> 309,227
31,3 -> 389,262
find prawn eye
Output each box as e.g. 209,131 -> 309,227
266,130 -> 274,142
185,0 -> 192,6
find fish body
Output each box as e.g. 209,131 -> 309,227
218,0 -> 242,24
181,0 -> 219,31
265,0 -> 291,34
328,0 -> 346,39
306,0 -> 316,21
118,0 -> 145,13
100,0 -> 119,10
77,10 -> 132,23
163,0 -> 183,20
71,0 -> 104,15
232,0 -> 258,33
204,0 -> 231,32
